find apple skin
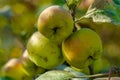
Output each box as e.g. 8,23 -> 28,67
27,31 -> 64,69
62,28 -> 103,69
1,58 -> 27,80
21,50 -> 46,77
37,5 -> 74,44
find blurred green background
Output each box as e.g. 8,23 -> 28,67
0,0 -> 94,76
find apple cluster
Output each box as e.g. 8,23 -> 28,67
1,5 -> 104,80
27,5 -> 103,74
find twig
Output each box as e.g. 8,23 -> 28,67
72,73 -> 109,78
108,67 -> 112,80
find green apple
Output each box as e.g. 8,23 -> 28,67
76,0 -> 120,67
93,56 -> 111,74
21,50 -> 46,77
37,5 -> 74,44
27,31 -> 64,69
62,28 -> 103,70
1,58 -> 27,80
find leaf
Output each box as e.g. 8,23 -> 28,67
0,77 -> 13,80
52,0 -> 65,6
35,70 -> 88,80
66,0 -> 82,9
113,0 -> 120,5
64,67 -> 88,77
76,0 -> 120,26
35,70 -> 74,80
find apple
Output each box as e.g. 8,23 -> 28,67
93,56 -> 111,74
62,28 -> 103,71
21,50 -> 46,77
76,0 -> 120,68
27,31 -> 64,69
1,58 -> 27,80
37,5 -> 74,44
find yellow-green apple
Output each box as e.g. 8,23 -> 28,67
37,5 -> 74,44
21,50 -> 46,77
27,31 -> 64,69
1,58 -> 27,80
62,28 -> 103,71
93,56 -> 111,74
76,0 -> 120,67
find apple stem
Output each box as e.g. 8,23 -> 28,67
71,6 -> 77,32
69,3 -> 77,32
65,0 -> 77,32
64,0 -> 76,21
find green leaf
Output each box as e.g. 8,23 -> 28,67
35,70 -> 89,80
0,77 -> 13,80
113,0 -> 120,5
64,67 -> 88,77
52,0 -> 65,6
77,0 -> 120,26
35,70 -> 74,80
66,0 -> 82,9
